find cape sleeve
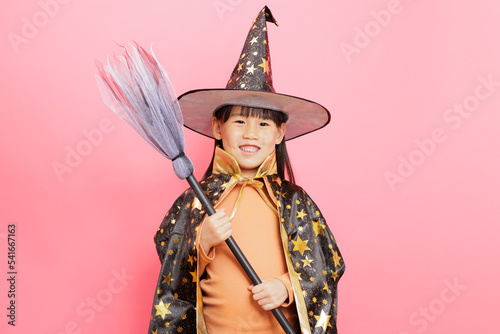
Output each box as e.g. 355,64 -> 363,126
274,177 -> 345,334
154,193 -> 186,263
302,191 -> 345,332
148,174 -> 230,334
148,189 -> 201,334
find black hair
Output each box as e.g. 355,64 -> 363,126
202,105 -> 295,184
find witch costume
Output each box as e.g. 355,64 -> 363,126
147,6 -> 345,334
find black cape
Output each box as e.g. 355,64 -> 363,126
148,174 -> 345,333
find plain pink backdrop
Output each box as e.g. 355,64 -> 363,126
1,0 -> 499,333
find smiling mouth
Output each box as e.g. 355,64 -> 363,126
239,145 -> 260,153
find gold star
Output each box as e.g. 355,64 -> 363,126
314,310 -> 331,331
258,58 -> 269,74
331,270 -> 339,281
302,256 -> 313,267
310,277 -> 315,282
157,288 -> 162,294
323,282 -> 330,293
246,64 -> 256,74
173,236 -> 179,243
331,251 -> 342,268
312,219 -> 326,236
193,198 -> 202,210
250,37 -> 258,44
162,274 -> 173,285
154,300 -> 172,319
237,63 -> 243,72
171,219 -> 176,225
292,236 -> 311,255
187,254 -> 195,266
296,209 -> 307,220
152,330 -> 158,334
190,271 -> 197,282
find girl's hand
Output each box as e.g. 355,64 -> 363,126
248,279 -> 288,310
200,209 -> 232,253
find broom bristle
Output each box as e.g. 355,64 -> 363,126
96,43 -> 195,179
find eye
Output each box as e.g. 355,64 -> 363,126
235,119 -> 245,124
259,121 -> 270,127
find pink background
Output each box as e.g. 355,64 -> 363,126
1,0 -> 499,333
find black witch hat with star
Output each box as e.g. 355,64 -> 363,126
178,6 -> 330,140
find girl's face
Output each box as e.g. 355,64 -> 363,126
212,107 -> 286,178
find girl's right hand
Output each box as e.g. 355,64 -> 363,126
200,209 -> 232,253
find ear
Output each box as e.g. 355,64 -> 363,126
212,117 -> 223,140
275,123 -> 286,145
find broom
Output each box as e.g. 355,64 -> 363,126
95,42 -> 296,334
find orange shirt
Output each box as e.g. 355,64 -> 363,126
198,183 -> 299,333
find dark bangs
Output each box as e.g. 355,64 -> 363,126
213,105 -> 289,126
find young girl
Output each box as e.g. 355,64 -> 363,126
148,6 -> 344,334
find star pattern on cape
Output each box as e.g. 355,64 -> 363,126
187,254 -> 195,266
332,251 -> 342,268
292,236 -> 311,255
314,310 -> 332,331
296,209 -> 308,220
302,256 -> 313,267
312,218 -> 326,236
154,300 -> 172,319
162,274 -> 173,285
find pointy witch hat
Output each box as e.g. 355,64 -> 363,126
178,6 -> 330,140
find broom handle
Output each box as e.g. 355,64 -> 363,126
186,174 -> 296,334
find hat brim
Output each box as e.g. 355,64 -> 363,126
178,89 -> 331,141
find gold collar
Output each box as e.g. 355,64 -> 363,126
212,147 -> 278,220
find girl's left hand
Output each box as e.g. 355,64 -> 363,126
248,279 -> 288,310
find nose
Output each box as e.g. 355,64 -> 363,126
242,122 -> 258,139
